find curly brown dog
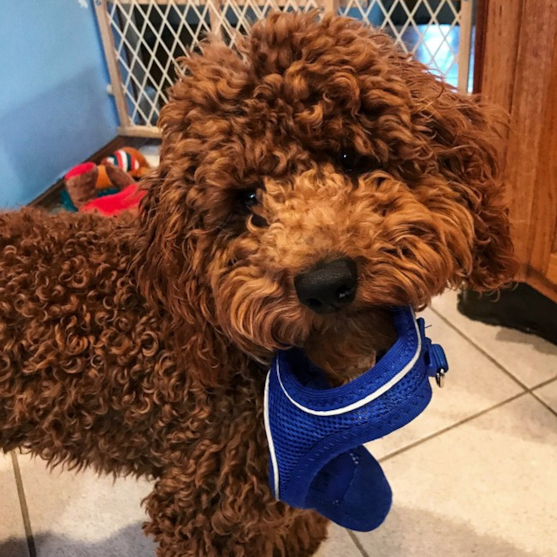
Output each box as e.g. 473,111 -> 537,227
0,12 -> 516,557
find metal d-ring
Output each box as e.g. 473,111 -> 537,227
436,368 -> 447,388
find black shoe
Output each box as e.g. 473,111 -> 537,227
457,283 -> 557,346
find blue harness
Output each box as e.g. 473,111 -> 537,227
264,307 -> 448,532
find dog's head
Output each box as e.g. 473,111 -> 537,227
136,13 -> 516,383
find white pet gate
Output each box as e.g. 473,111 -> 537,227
94,0 -> 474,137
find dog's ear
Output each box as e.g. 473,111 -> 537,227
133,169 -> 199,323
133,38 -> 241,324
131,149 -> 223,386
131,41 -> 253,385
134,170 -> 241,386
414,80 -> 518,291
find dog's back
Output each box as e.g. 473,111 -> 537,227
0,209 -> 171,476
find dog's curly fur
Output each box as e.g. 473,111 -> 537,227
0,12 -> 516,556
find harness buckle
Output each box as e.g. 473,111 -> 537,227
425,342 -> 449,389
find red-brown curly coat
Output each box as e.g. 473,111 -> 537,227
0,12 -> 516,557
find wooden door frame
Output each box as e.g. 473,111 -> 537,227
474,0 -> 557,303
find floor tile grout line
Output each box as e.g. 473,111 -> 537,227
529,392 -> 557,419
378,391 -> 527,463
375,320 -> 556,463
429,306 -> 531,391
431,305 -> 557,394
530,376 -> 557,392
349,310 -> 555,551
350,390 -> 555,552
346,529 -> 371,557
11,452 -> 37,557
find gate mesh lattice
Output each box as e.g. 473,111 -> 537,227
96,0 -> 470,135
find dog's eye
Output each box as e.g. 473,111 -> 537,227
338,151 -> 377,174
238,189 -> 259,210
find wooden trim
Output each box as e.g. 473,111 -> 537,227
323,0 -> 340,12
480,0 -> 557,300
529,27 -> 557,284
129,0 -> 319,5
94,0 -> 131,129
207,1 -> 223,38
114,0 -> 327,7
457,0 -> 473,93
477,0 -> 523,110
117,125 -> 162,138
547,254 -> 557,287
472,0 -> 488,94
503,0 -> 557,278
31,137 -> 129,209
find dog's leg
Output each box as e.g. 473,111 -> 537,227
278,512 -> 330,557
144,467 -> 329,557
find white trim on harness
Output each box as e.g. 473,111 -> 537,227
276,314 -> 422,417
264,372 -> 281,499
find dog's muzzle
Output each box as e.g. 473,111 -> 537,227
264,306 -> 448,531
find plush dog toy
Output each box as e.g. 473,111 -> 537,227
102,147 -> 150,184
81,184 -> 147,217
64,158 -> 148,216
64,162 -> 131,209
63,147 -> 150,211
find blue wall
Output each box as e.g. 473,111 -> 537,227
0,0 -> 118,208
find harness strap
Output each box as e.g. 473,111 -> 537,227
264,307 -> 448,531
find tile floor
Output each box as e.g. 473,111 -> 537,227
1,291 -> 556,557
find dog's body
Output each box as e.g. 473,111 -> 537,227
1,13 -> 516,557
0,210 -> 327,556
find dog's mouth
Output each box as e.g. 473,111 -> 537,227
299,307 -> 397,386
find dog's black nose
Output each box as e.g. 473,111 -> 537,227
295,258 -> 358,314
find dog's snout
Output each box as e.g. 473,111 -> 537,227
295,258 -> 358,314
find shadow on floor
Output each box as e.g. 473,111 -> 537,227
1,506 -> 546,557
0,523 -> 155,557
495,328 -> 557,355
0,537 -> 28,557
